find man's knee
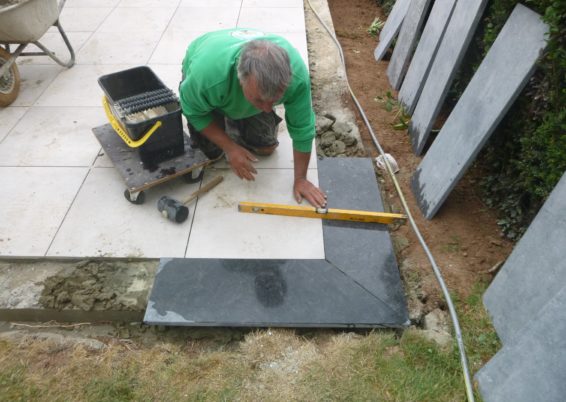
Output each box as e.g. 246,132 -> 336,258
253,143 -> 279,156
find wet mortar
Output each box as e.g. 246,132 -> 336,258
39,260 -> 156,312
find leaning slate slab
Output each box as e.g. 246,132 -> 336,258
144,158 -> 408,328
398,0 -> 456,113
387,0 -> 432,90
411,4 -> 548,219
408,0 -> 487,155
483,171 -> 566,344
475,286 -> 566,402
374,0 -> 411,61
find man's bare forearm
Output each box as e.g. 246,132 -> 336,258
293,148 -> 311,181
201,121 -> 237,152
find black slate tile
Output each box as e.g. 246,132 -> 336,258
145,258 -> 405,327
318,158 -> 408,321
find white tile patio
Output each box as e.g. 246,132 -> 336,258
0,167 -> 88,256
0,107 -> 104,167
47,168 -> 198,258
51,7 -> 114,33
0,107 -> 28,142
10,64 -> 64,107
77,30 -> 163,65
0,0 -> 319,259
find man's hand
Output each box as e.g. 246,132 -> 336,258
226,144 -> 258,181
294,177 -> 327,208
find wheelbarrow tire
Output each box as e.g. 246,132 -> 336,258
0,48 -> 20,107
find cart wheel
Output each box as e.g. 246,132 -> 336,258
183,168 -> 204,184
0,48 -> 20,107
124,189 -> 145,205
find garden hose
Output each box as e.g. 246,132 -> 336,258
305,1 -> 476,400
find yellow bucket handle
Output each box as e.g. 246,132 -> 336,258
102,96 -> 162,148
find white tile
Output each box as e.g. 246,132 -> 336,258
35,64 -> 136,107
0,107 -> 104,167
48,167 -> 200,258
11,65 -> 64,107
97,7 -> 176,33
118,0 -> 180,7
186,168 -> 324,259
169,7 -> 240,32
148,64 -> 183,95
242,0 -> 303,7
0,167 -> 88,256
237,7 -> 305,33
149,29 -> 206,65
77,30 -> 162,64
65,0 -> 120,7
0,107 -> 28,142
17,32 -> 91,65
52,7 -> 114,32
179,0 -> 242,7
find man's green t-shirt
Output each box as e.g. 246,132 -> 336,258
180,29 -> 315,153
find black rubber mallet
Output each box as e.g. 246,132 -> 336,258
157,175 -> 223,223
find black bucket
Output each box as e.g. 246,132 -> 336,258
98,66 -> 185,167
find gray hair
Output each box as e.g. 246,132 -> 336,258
237,40 -> 291,101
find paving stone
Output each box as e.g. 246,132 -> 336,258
408,0 -> 487,155
144,158 -> 409,328
374,0 -> 411,61
398,0 -> 456,113
318,158 -> 408,321
387,0 -> 432,90
483,171 -> 566,344
145,258 -> 406,327
411,4 -> 548,219
476,286 -> 566,402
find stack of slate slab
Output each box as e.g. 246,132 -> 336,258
475,173 -> 566,402
377,2 -> 549,219
374,2 -> 563,400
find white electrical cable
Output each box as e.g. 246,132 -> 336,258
305,1 -> 476,400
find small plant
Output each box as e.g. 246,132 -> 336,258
374,91 -> 411,130
367,17 -> 385,37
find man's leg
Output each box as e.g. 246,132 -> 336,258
232,111 -> 282,156
186,111 -> 225,160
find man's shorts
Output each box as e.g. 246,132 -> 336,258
186,111 -> 282,159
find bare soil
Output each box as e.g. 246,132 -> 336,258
326,0 -> 514,311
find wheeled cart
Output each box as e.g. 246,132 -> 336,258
92,123 -> 215,205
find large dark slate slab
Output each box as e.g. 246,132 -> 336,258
408,0 -> 487,155
411,4 -> 548,219
318,158 -> 408,320
483,171 -> 566,344
144,158 -> 408,328
475,286 -> 566,402
145,258 -> 405,327
374,0 -> 411,61
386,0 -> 432,90
398,0 -> 456,113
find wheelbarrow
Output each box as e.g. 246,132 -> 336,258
0,0 -> 75,106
